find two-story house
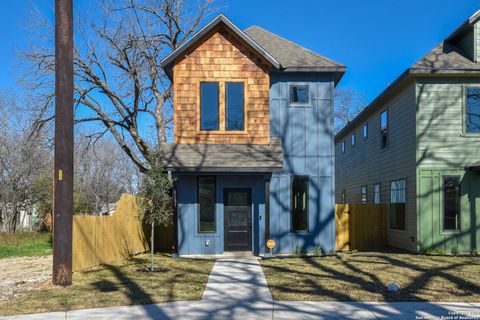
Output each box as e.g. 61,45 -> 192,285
160,15 -> 345,256
335,11 -> 480,253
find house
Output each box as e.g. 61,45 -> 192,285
335,11 -> 480,253
160,14 -> 345,256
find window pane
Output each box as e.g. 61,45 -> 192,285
351,133 -> 356,146
292,176 -> 309,231
466,88 -> 480,133
200,82 -> 219,130
444,176 -> 460,230
363,123 -> 368,139
373,184 -> 381,204
381,111 -> 388,130
226,82 -> 244,131
361,186 -> 367,204
290,85 -> 309,104
341,141 -> 345,153
390,179 -> 406,230
199,177 -> 216,232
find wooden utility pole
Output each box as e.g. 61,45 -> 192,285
53,0 -> 74,286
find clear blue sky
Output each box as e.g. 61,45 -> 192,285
0,0 -> 479,104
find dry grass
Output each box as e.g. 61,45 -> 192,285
261,252 -> 480,302
0,253 -> 214,316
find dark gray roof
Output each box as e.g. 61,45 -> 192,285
162,138 -> 283,172
244,26 -> 345,72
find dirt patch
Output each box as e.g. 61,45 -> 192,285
0,255 -> 52,302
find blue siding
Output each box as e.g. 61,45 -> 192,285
269,73 -> 336,254
176,174 -> 266,255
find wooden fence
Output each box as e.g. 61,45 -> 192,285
335,204 -> 387,251
73,194 -> 149,271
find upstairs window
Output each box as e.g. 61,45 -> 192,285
291,176 -> 309,232
341,141 -> 345,153
443,176 -> 461,231
200,82 -> 219,130
390,179 -> 406,230
226,82 -> 245,131
373,183 -> 381,204
290,85 -> 309,105
351,132 -> 356,147
363,123 -> 368,139
466,87 -> 480,133
380,110 -> 388,149
361,185 -> 367,204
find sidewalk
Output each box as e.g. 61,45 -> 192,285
2,258 -> 480,319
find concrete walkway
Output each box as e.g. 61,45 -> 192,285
2,259 -> 480,319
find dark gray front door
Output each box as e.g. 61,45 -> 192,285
224,188 -> 252,251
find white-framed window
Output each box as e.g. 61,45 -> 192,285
465,87 -> 480,133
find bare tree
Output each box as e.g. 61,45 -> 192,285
22,0 -> 215,172
334,87 -> 366,133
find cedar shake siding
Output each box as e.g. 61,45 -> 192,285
173,27 -> 271,144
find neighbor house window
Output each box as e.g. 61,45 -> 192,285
290,85 -> 309,105
443,176 -> 461,231
466,87 -> 480,133
351,133 -> 356,147
198,176 -> 216,232
226,82 -> 245,131
200,82 -> 219,130
341,141 -> 345,153
342,190 -> 346,204
373,183 -> 381,204
380,110 -> 388,149
390,179 -> 406,230
361,185 -> 367,204
363,123 -> 368,139
291,176 -> 309,231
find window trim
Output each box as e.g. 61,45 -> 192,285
442,175 -> 461,233
291,175 -> 309,233
373,183 -> 381,205
463,86 -> 480,136
361,185 -> 367,204
288,83 -> 311,107
197,176 -> 217,234
225,82 -> 245,131
380,109 -> 389,150
389,178 -> 407,231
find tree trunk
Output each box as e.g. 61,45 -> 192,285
150,221 -> 154,272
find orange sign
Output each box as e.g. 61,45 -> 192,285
266,239 -> 276,249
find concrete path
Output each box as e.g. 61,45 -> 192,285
2,258 -> 480,319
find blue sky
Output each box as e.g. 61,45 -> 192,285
0,0 -> 479,104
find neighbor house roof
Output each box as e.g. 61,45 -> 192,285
467,161 -> 480,172
162,138 -> 283,172
160,14 -> 345,84
335,10 -> 480,142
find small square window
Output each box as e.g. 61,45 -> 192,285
351,133 -> 356,146
363,123 -> 368,139
290,85 -> 309,105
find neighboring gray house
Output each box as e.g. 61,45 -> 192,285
335,11 -> 480,253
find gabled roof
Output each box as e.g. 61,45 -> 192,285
160,14 -> 280,76
162,138 -> 283,172
244,26 -> 345,72
335,10 -> 480,142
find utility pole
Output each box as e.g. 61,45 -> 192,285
53,0 -> 74,286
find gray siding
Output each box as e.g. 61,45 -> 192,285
416,77 -> 480,168
335,81 -> 417,251
270,73 -> 336,254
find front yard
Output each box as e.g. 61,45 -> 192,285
261,252 -> 480,302
0,253 -> 214,317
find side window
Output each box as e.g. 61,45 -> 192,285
361,185 -> 367,204
390,179 -> 406,230
291,176 -> 309,232
466,87 -> 480,133
373,183 -> 381,204
198,176 -> 216,233
200,82 -> 219,130
290,85 -> 310,105
226,82 -> 245,131
351,132 -> 356,147
380,110 -> 388,149
342,189 -> 346,204
363,123 -> 368,140
341,141 -> 345,154
443,176 -> 461,231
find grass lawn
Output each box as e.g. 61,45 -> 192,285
261,252 -> 480,302
0,253 -> 214,316
0,232 -> 52,259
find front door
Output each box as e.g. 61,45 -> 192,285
224,188 -> 252,251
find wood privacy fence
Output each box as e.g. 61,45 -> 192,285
73,194 -> 149,271
335,204 -> 387,251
